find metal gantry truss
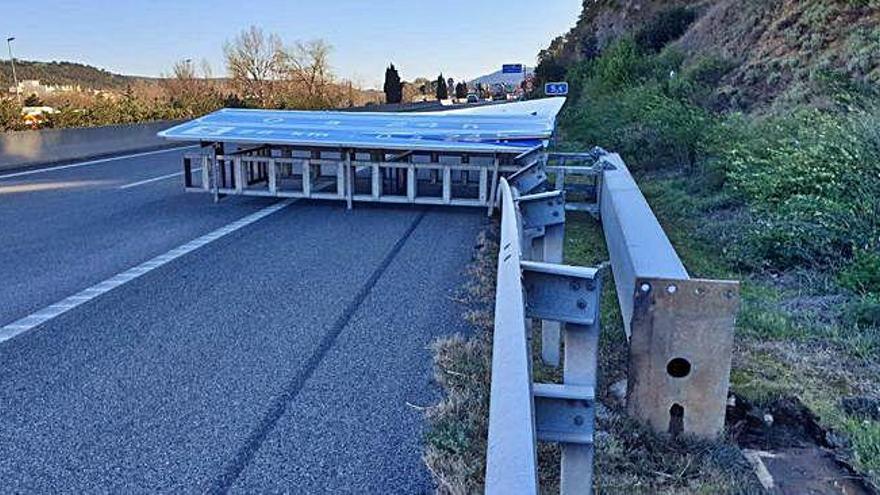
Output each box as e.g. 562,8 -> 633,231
182,144 -> 534,211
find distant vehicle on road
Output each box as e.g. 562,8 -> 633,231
466,93 -> 479,104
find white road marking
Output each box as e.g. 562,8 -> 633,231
0,199 -> 296,344
0,146 -> 198,181
119,168 -> 202,189
743,449 -> 777,491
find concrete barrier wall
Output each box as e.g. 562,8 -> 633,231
0,120 -> 185,171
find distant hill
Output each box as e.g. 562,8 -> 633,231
469,67 -> 534,87
0,60 -> 145,90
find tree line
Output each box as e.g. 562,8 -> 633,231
1,26 -> 379,131
383,64 -> 473,104
1,25 -> 487,132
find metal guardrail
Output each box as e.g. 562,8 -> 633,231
486,149 -> 741,492
597,153 -> 740,438
485,167 -> 607,494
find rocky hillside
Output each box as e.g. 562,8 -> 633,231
539,0 -> 880,110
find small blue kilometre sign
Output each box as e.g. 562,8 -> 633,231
544,82 -> 569,96
502,64 -> 524,74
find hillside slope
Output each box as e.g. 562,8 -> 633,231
535,0 -> 880,491
540,0 -> 880,110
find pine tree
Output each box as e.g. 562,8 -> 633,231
383,63 -> 403,104
436,74 -> 448,100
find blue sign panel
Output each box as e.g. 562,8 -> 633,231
157,101 -> 567,153
544,82 -> 569,96
502,64 -> 524,74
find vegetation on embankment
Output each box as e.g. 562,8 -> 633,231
426,2 -> 880,492
551,3 -> 880,489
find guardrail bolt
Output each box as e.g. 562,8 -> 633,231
574,415 -> 584,426
570,281 -> 581,291
577,299 -> 587,310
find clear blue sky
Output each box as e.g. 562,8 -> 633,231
5,0 -> 581,88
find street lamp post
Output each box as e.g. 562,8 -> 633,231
6,37 -> 21,106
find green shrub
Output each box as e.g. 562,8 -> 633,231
844,294 -> 880,327
735,195 -> 855,269
562,83 -> 713,169
668,55 -> 738,108
722,110 -> 868,203
839,251 -> 880,295
590,38 -> 653,91
0,100 -> 25,131
561,36 -> 880,272
714,108 -> 880,268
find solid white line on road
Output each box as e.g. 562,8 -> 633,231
0,198 -> 296,344
0,145 -> 198,181
119,168 -> 202,189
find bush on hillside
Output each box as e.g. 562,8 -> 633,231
839,251 -> 880,296
561,36 -> 880,272
562,39 -> 713,169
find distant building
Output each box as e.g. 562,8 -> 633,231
8,79 -> 82,96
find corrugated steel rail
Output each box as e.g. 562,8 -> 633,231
485,160 -> 607,494
485,148 -> 741,493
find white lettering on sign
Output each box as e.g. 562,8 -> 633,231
181,126 -> 234,136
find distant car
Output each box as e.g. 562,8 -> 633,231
466,94 -> 479,104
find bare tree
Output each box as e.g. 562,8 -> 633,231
224,26 -> 284,106
278,39 -> 337,108
160,58 -> 223,117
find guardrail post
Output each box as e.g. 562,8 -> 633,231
598,153 -> 740,438
522,260 -> 604,495
335,153 -> 345,198
486,156 -> 500,216
541,224 -> 564,366
516,191 -> 566,367
442,165 -> 452,204
561,318 -> 599,494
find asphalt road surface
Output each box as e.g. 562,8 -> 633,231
0,147 -> 485,492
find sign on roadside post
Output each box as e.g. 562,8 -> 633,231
544,82 -> 569,96
502,64 -> 524,74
